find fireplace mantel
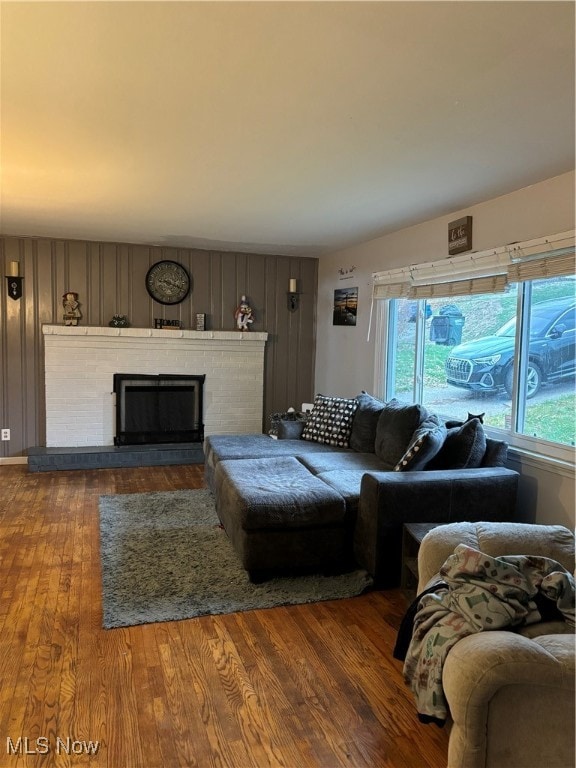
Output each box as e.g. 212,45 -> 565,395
42,325 -> 268,342
42,325 -> 268,447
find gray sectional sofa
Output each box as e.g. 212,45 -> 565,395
204,393 -> 519,586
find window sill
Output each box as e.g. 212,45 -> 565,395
485,427 -> 574,478
503,444 -> 574,479
508,448 -> 574,479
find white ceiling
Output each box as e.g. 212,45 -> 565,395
1,1 -> 574,257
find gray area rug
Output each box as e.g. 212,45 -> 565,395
99,489 -> 373,629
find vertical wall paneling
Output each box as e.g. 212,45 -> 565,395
262,255 -> 278,427
248,254 -> 266,334
286,262 -> 300,409
85,242 -> 98,323
0,239 -> 8,446
0,235 -> 318,457
36,239 -> 55,445
208,252 -> 222,329
190,249 -> 211,327
120,243 -> 131,324
130,245 -> 150,329
68,240 -> 89,317
4,238 -> 25,453
221,252 -> 238,329
23,239 -> 37,450
101,243 -> 119,325
236,252 -> 248,309
298,257 -> 317,408
274,256 -> 288,409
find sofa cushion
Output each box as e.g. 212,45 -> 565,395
297,451 -> 389,475
374,399 -> 429,468
350,392 -> 386,453
203,433 -> 350,492
427,418 -> 487,470
301,394 -> 358,448
204,434 -> 349,468
394,414 -> 447,471
317,470 -> 367,517
215,456 -> 347,530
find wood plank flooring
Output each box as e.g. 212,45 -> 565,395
0,464 -> 449,767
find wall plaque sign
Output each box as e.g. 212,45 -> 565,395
448,216 -> 473,255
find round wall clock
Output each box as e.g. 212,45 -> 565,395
145,260 -> 191,305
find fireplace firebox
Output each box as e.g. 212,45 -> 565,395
113,373 -> 205,446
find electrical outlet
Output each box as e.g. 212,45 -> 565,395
1,429 -> 10,441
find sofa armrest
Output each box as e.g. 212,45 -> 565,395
443,632 -> 575,768
353,468 -> 519,587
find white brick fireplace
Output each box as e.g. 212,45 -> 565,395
42,325 -> 268,447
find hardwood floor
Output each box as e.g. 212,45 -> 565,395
0,464 -> 449,768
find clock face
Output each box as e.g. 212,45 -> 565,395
145,260 -> 191,305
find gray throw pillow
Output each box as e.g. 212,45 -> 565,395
349,391 -> 386,453
427,418 -> 486,470
394,414 -> 447,471
277,420 -> 306,440
374,399 -> 429,468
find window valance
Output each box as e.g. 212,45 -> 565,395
372,230 -> 575,300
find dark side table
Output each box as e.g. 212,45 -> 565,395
401,522 -> 445,591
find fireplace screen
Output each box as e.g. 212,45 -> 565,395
113,373 -> 205,446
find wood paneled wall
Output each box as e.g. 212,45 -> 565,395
0,236 -> 317,457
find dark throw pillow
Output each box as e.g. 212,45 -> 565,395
349,391 -> 386,453
374,399 -> 429,468
427,418 -> 487,470
301,394 -> 358,448
394,414 -> 447,471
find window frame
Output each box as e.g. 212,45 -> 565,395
376,285 -> 575,469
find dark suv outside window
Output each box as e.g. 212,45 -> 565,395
445,297 -> 575,399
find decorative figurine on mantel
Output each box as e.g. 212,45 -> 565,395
234,295 -> 254,331
62,291 -> 82,326
109,314 -> 129,328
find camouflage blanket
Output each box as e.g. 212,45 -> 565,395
403,544 -> 575,723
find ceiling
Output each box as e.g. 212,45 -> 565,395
1,1 -> 574,257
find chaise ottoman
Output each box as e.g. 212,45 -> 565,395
213,455 -> 354,580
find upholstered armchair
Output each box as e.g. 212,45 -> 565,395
417,522 -> 575,768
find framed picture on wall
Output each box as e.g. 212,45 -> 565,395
333,287 -> 358,326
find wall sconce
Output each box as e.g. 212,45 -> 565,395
6,261 -> 23,300
288,278 -> 299,312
